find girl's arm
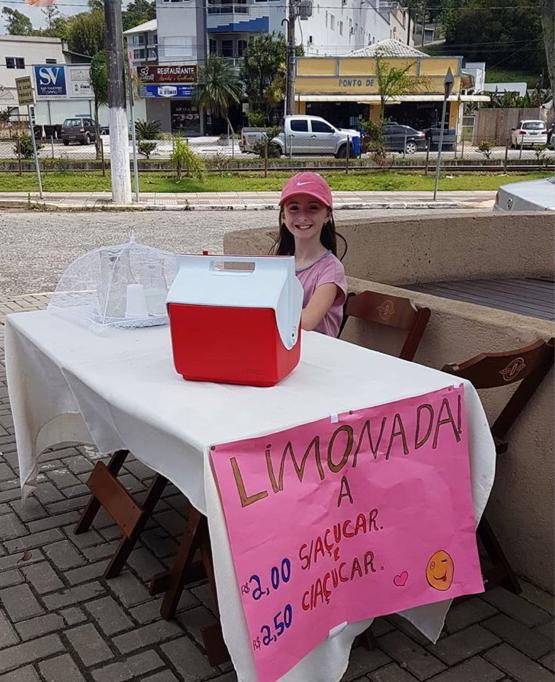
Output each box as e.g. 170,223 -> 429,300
301,283 -> 338,331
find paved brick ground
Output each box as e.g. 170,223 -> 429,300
0,295 -> 553,682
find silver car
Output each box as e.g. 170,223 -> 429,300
494,176 -> 555,212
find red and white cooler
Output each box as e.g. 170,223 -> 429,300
167,255 -> 303,387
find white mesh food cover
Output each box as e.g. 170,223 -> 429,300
48,238 -> 177,332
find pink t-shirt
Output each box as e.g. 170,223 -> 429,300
296,251 -> 347,337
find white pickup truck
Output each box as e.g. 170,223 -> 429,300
240,115 -> 361,158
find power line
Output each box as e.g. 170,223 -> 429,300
0,0 -> 544,8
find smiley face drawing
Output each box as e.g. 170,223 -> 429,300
426,550 -> 454,591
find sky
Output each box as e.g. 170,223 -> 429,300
1,0 -> 103,31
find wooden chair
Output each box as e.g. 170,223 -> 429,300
339,290 -> 431,361
442,337 -> 555,594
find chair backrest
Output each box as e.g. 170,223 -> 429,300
442,338 -> 554,440
339,290 -> 431,361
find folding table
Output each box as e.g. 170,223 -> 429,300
6,310 -> 496,682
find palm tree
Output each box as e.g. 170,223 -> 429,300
194,56 -> 242,137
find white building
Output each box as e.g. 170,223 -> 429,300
124,0 -> 413,134
0,35 -> 105,132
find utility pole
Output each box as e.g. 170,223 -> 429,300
285,0 -> 296,117
105,0 -> 131,205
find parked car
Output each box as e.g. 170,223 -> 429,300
239,127 -> 267,153
271,116 -> 361,158
382,123 -> 427,154
494,176 -> 555,212
510,120 -> 548,149
424,124 -> 456,151
61,116 -> 97,146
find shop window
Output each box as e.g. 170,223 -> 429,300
222,40 -> 233,57
209,39 -> 217,55
171,100 -> 200,135
237,39 -> 247,56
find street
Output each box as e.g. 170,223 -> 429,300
0,208 -> 491,299
2,135 -> 554,163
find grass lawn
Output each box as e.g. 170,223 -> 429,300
0,171 -> 551,194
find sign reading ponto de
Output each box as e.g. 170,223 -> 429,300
34,65 -> 67,96
211,385 -> 483,682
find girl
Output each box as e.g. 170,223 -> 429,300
275,172 -> 347,337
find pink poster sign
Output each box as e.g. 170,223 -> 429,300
210,385 -> 483,682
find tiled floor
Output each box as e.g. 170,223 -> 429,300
0,295 -> 553,682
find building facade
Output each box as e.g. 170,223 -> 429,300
125,0 -> 413,134
294,42 -> 489,134
0,35 -> 108,133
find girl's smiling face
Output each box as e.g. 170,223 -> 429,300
282,194 -> 330,243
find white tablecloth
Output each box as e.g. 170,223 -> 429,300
5,311 -> 495,682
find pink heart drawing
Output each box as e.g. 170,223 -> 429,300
393,571 -> 408,587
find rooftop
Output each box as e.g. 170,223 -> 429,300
123,19 -> 157,35
349,38 -> 428,58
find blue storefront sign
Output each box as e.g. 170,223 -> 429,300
34,65 -> 67,97
140,84 -> 195,98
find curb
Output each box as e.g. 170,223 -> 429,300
0,199 -> 468,212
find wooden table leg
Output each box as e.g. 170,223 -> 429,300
75,449 -> 167,580
151,505 -> 203,619
104,473 -> 168,579
151,509 -> 230,665
75,449 -> 129,534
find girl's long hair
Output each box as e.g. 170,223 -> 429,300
273,209 -> 348,261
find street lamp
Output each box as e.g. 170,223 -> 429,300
433,66 -> 454,201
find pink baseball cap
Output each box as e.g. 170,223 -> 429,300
279,172 -> 333,208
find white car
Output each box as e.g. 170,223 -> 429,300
510,120 -> 548,148
494,176 -> 555,212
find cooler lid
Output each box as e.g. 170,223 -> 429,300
167,255 -> 303,349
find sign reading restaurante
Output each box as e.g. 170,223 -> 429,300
138,65 -> 197,84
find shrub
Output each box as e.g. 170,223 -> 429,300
477,140 -> 492,159
253,136 -> 281,158
247,111 -> 265,127
13,134 -> 43,159
135,119 -> 161,141
534,145 -> 548,163
211,150 -> 231,175
171,136 -> 205,181
361,120 -> 386,164
138,141 -> 157,159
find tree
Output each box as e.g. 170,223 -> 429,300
375,53 -> 419,119
42,5 -> 60,30
241,33 -> 286,124
38,15 -> 70,40
195,56 -> 242,135
90,51 -> 108,159
2,7 -> 33,35
540,0 -> 554,92
440,0 -> 545,76
66,11 -> 105,56
122,0 -> 156,31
